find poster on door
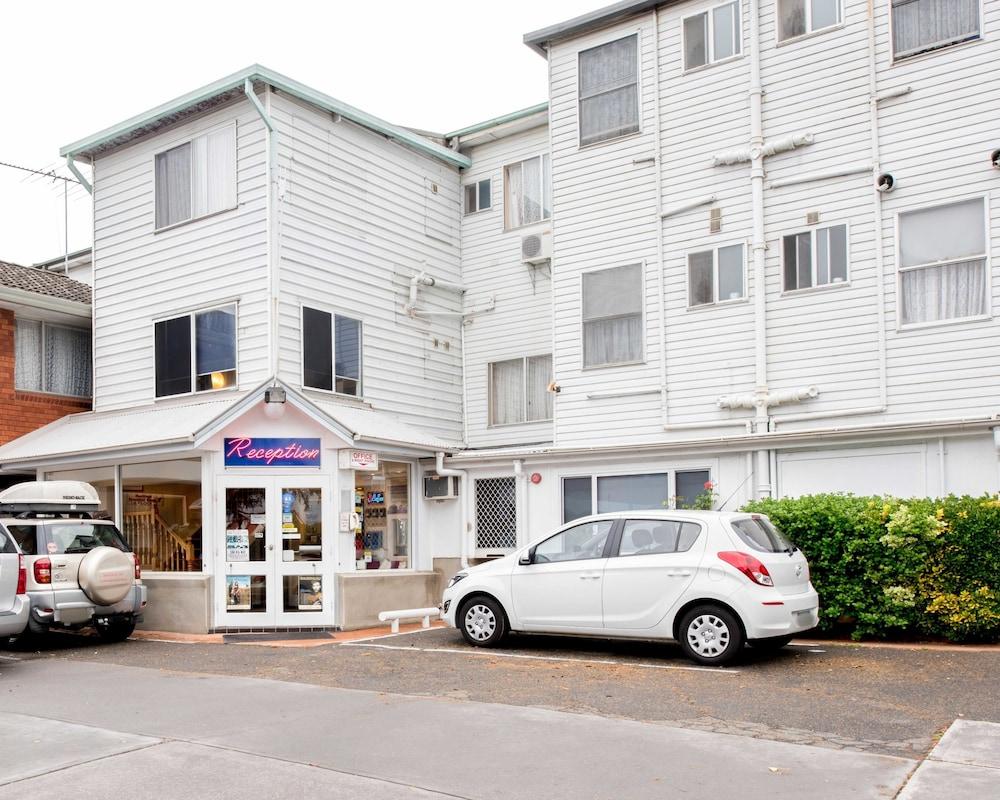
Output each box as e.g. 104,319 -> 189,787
227,576 -> 251,610
226,530 -> 250,562
297,578 -> 323,610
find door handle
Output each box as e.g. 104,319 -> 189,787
578,574 -> 601,580
665,570 -> 692,577
267,544 -> 274,551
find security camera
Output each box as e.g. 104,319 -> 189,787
991,149 -> 1000,169
876,173 -> 895,193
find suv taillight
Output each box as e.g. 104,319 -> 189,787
16,554 -> 27,594
133,554 -> 141,580
718,551 -> 774,587
33,557 -> 52,585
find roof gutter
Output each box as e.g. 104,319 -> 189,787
444,102 -> 549,140
64,155 -> 92,194
0,286 -> 91,319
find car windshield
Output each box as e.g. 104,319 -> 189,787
42,522 -> 129,554
731,516 -> 797,554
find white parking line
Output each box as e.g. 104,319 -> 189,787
0,655 -> 20,661
340,626 -> 447,645
341,641 -> 740,674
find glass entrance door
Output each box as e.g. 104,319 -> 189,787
218,476 -> 330,628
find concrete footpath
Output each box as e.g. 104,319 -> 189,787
0,657 -> 928,799
896,719 -> 1000,799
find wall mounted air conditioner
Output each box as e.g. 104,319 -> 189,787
423,474 -> 459,500
521,230 -> 552,265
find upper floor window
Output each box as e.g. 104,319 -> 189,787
489,354 -> 553,426
684,2 -> 742,70
688,243 -> 745,306
504,155 -> 551,229
782,223 -> 848,292
302,307 -> 362,396
892,0 -> 980,60
155,124 -> 237,230
777,0 -> 841,41
898,197 -> 987,326
14,319 -> 91,398
578,34 -> 640,146
155,305 -> 236,397
464,178 -> 492,215
582,263 -> 643,368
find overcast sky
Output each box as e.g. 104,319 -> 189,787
0,0 -> 599,266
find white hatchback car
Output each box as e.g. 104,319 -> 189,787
442,511 -> 819,666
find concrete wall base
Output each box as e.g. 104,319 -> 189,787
336,572 -> 440,630
138,573 -> 211,634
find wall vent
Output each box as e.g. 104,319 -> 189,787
709,207 -> 722,233
806,211 -> 820,225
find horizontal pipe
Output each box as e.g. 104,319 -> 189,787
587,389 -> 660,400
661,194 -> 716,218
767,162 -> 873,189
771,404 -> 886,425
876,85 -> 912,103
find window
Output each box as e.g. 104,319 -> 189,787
475,477 -> 517,551
489,355 -> 553,426
582,264 -> 643,367
618,519 -> 702,556
684,2 -> 741,70
533,520 -> 614,563
464,178 -> 492,215
892,0 -> 979,59
14,319 -> 91,397
898,198 -> 987,326
302,307 -> 362,396
782,224 -> 848,291
154,305 -> 236,397
563,470 -> 714,522
688,244 -> 745,306
732,517 -> 797,553
777,0 -> 841,41
579,34 -> 640,146
155,124 -> 237,230
597,473 -> 669,512
562,477 -> 593,523
355,461 -> 409,569
504,155 -> 550,229
675,469 -> 712,508
121,459 -> 202,572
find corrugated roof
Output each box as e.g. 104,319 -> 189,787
0,260 -> 91,305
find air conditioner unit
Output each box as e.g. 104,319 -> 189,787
521,230 -> 552,265
423,474 -> 459,500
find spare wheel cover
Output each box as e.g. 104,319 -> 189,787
78,547 -> 134,606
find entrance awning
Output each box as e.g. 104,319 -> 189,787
0,380 -> 463,470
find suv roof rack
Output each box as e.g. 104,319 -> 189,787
5,509 -> 96,519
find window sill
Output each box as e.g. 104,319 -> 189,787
779,280 -> 851,298
682,52 -> 745,76
463,207 -> 494,218
504,218 -> 552,234
775,22 -> 845,49
487,419 -> 554,429
154,204 -> 238,235
154,385 -> 240,403
14,389 -> 91,401
892,35 -> 983,66
686,296 -> 749,312
302,386 -> 367,405
581,359 -> 646,372
897,313 -> 992,333
577,129 -> 643,152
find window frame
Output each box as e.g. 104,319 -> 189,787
615,518 -> 705,557
780,222 -> 851,295
530,518 -> 619,564
503,154 -> 552,231
686,241 -> 747,308
894,195 -> 991,331
153,302 -> 239,400
560,466 -> 715,523
774,0 -> 844,45
580,262 -> 646,369
13,317 -> 92,398
299,304 -> 364,398
576,30 -> 643,149
889,0 -> 983,62
487,354 -> 553,428
463,177 -> 493,216
682,0 -> 743,72
152,120 -> 238,233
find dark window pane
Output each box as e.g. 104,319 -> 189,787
778,0 -> 807,39
478,179 -> 492,210
829,224 -> 848,282
688,250 -> 714,305
684,13 -> 708,69
563,477 -> 593,522
155,316 -> 192,397
302,307 -> 333,391
335,315 -> 361,394
464,184 -> 477,214
196,307 -> 236,375
676,469 -> 711,509
783,235 -> 798,290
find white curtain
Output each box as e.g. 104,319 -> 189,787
684,14 -> 708,70
778,0 -> 806,39
688,251 -> 714,306
14,319 -> 42,391
505,161 -> 524,228
579,34 -> 639,145
155,142 -> 192,228
900,198 -> 984,267
900,260 -> 986,325
583,264 -> 643,366
193,125 -> 237,218
490,359 -> 525,425
892,0 -> 979,55
526,355 -> 553,421
45,325 -> 91,397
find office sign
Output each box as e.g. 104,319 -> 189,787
224,437 -> 322,467
338,449 -> 379,471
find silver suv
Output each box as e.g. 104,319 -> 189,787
0,481 -> 147,642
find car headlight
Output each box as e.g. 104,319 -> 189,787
447,572 -> 468,589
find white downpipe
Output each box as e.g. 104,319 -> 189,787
652,6 -> 670,432
436,452 -> 469,568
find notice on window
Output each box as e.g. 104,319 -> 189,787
298,578 -> 322,610
227,576 -> 251,610
250,514 -> 267,525
226,530 -> 250,562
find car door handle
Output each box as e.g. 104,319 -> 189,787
665,570 -> 692,577
578,574 -> 602,580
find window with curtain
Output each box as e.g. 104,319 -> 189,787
777,0 -> 841,41
582,264 -> 643,367
782,224 -> 848,291
155,124 -> 237,230
504,155 -> 550,229
891,0 -> 979,59
464,178 -> 492,215
579,34 -> 640,146
489,354 -> 553,426
302,307 -> 363,396
596,473 -> 669,513
898,198 -> 987,326
688,244 -> 745,306
155,304 -> 237,397
684,1 -> 741,70
14,318 -> 91,397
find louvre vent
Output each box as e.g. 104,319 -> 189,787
709,207 -> 722,233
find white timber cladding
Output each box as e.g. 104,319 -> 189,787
91,98 -> 269,412
460,124 -> 555,448
271,92 -> 463,441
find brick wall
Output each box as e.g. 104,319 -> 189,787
0,308 -> 91,446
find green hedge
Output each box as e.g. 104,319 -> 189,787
741,494 -> 1000,642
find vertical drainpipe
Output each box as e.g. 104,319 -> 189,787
867,0 -> 889,415
653,6 -> 670,430
748,0 -> 772,498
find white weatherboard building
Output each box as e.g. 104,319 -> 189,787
0,0 -> 997,632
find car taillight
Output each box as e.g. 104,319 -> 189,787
33,557 -> 52,585
16,554 -> 27,595
718,551 -> 774,586
133,553 -> 141,580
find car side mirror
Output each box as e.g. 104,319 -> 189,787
518,547 -> 534,566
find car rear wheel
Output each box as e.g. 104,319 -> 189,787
458,596 -> 507,648
678,605 -> 744,666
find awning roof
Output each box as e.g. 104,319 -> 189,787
0,380 -> 462,469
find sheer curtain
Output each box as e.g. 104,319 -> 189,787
583,264 -> 643,367
526,355 -> 553,421
505,161 -> 523,228
579,34 -> 639,145
490,359 -> 525,425
155,142 -> 192,228
193,125 -> 237,218
45,325 -> 91,397
900,260 -> 987,325
14,319 -> 42,391
892,0 -> 979,56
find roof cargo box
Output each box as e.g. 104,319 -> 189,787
0,481 -> 102,514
